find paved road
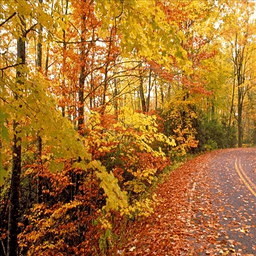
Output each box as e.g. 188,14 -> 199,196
116,148 -> 256,255
191,148 -> 256,255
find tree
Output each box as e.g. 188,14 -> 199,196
7,12 -> 25,256
218,0 -> 256,146
2,0 -> 256,255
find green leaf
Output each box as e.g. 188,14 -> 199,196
0,111 -> 9,141
0,167 -> 8,185
49,161 -> 64,173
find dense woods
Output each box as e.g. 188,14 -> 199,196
1,0 -> 256,255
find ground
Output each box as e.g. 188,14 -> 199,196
114,148 -> 256,256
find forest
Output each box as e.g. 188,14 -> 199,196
1,0 -> 256,255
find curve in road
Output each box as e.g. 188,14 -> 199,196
235,157 -> 256,198
203,148 -> 256,255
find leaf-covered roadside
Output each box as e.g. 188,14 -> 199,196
112,153 -> 211,255
113,149 -> 256,255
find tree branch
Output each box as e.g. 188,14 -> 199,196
0,237 -> 6,256
25,23 -> 38,36
0,12 -> 16,27
0,63 -> 22,72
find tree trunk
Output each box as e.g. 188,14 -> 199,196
160,83 -> 164,106
211,99 -> 215,120
90,29 -> 96,109
155,77 -> 158,110
78,13 -> 86,133
78,65 -> 85,133
113,78 -> 118,115
102,28 -> 113,108
139,77 -> 146,112
36,0 -> 43,204
146,69 -> 152,112
237,88 -> 243,147
8,121 -> 22,256
237,55 -> 245,148
138,67 -> 147,113
61,0 -> 69,118
7,15 -> 26,256
228,64 -> 236,127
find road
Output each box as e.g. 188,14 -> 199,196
116,148 -> 256,255
191,148 -> 256,255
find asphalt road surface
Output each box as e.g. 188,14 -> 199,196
191,148 -> 256,255
116,148 -> 256,255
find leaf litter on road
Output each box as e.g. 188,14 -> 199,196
114,149 -> 256,255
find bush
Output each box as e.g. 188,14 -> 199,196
194,116 -> 237,151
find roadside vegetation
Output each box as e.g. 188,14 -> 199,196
1,0 -> 256,255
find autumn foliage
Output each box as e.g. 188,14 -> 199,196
1,0 -> 256,255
